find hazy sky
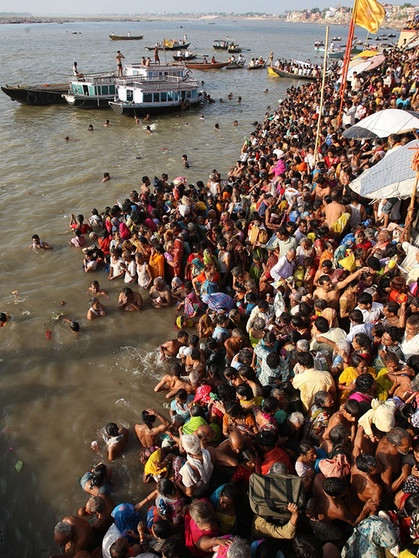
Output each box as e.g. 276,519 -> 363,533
0,1 -> 410,16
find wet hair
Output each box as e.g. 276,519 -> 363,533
355,454 -> 377,473
91,463 -> 107,487
142,410 -> 156,428
106,422 -> 119,437
54,520 -> 72,539
70,321 -> 80,332
323,477 -> 347,497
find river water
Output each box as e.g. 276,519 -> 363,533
0,17 -> 366,556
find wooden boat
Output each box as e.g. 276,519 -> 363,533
226,60 -> 245,69
173,52 -> 196,61
269,66 -> 317,81
332,36 -> 342,41
185,61 -> 229,70
213,39 -> 234,50
248,60 -> 266,70
146,39 -> 190,51
1,83 -> 68,105
109,34 -> 143,40
109,74 -> 204,117
227,44 -> 242,53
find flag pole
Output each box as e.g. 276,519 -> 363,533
314,25 -> 329,165
337,0 -> 358,127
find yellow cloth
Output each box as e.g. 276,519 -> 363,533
354,0 -> 386,34
376,367 -> 394,401
292,368 -> 334,412
144,449 -> 167,477
252,516 -> 296,539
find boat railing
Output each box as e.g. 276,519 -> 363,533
118,77 -> 200,90
70,72 -> 117,83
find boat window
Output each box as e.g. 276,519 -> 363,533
173,92 -> 179,101
143,93 -> 152,102
153,92 -> 160,103
160,92 -> 167,102
83,84 -> 89,95
102,86 -> 109,95
110,85 -> 116,94
127,90 -> 134,102
167,91 -> 173,101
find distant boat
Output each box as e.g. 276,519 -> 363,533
332,36 -> 342,41
185,61 -> 230,70
388,32 -> 396,38
146,39 -> 190,51
228,43 -> 242,53
173,51 -> 196,61
1,83 -> 68,105
269,66 -> 317,81
226,59 -> 246,69
248,59 -> 266,70
109,33 -> 143,41
213,39 -> 235,50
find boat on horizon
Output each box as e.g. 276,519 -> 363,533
1,82 -> 68,105
109,33 -> 143,40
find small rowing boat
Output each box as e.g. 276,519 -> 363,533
109,34 -> 143,40
269,66 -> 318,81
185,61 -> 229,70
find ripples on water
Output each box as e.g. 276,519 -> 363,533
0,17 -> 367,556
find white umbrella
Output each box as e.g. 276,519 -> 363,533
343,108 -> 419,139
350,139 -> 419,199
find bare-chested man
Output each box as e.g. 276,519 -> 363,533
350,454 -> 383,513
154,362 -> 193,398
307,474 -> 378,542
134,407 -> 170,448
118,287 -> 143,312
375,426 -> 412,499
51,515 -> 95,557
313,267 -> 368,310
77,495 -> 114,541
323,191 -> 348,229
159,330 -> 188,360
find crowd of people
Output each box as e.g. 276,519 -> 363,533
47,40 -> 419,558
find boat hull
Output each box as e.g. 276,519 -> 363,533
63,94 -> 114,108
145,42 -> 190,51
269,67 -> 317,81
109,97 -> 202,117
185,62 -> 229,70
1,84 -> 68,105
109,35 -> 143,40
226,62 -> 245,69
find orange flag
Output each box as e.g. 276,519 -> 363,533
354,0 -> 386,34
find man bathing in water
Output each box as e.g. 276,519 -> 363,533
87,297 -> 107,320
134,407 -> 170,448
154,362 -> 193,398
159,329 -> 188,360
118,287 -> 143,312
